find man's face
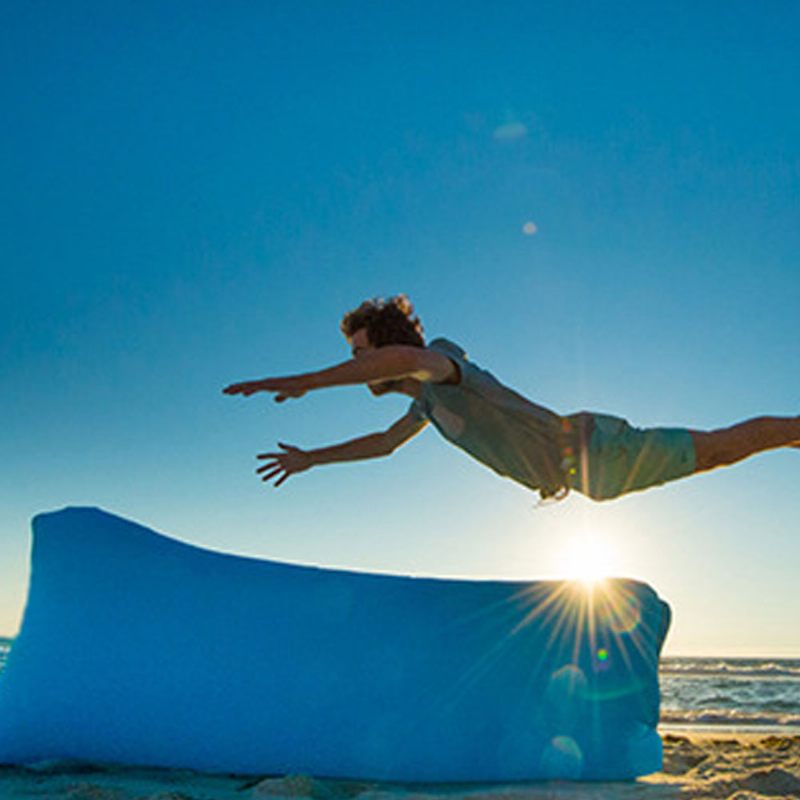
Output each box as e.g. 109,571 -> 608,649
349,328 -> 399,396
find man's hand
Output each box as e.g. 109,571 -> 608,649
256,442 -> 313,487
223,376 -> 308,402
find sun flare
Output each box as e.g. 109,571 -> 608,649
558,535 -> 618,585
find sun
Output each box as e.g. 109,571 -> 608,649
558,534 -> 618,586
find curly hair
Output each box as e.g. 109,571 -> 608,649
340,294 -> 425,348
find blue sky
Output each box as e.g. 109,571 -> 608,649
1,2 -> 798,655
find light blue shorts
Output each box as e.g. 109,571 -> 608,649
573,413 -> 697,501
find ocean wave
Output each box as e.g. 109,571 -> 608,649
661,707 -> 800,728
660,660 -> 800,680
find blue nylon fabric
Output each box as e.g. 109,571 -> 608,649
0,507 -> 671,781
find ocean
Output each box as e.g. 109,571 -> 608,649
660,656 -> 800,732
1,638 -> 798,734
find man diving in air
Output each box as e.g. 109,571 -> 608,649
223,295 -> 800,502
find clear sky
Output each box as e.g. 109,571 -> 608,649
1,2 -> 798,655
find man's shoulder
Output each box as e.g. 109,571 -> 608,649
424,338 -> 505,396
426,337 -> 468,360
422,337 -> 471,386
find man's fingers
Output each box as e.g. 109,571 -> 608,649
224,380 -> 271,396
256,461 -> 279,474
274,473 -> 290,488
224,385 -> 257,396
257,446 -> 296,459
261,468 -> 283,482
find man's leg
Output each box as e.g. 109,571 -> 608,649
689,416 -> 800,474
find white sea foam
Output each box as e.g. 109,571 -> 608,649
661,707 -> 800,728
0,638 -> 10,672
660,658 -> 800,680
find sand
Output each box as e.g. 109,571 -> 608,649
1,732 -> 799,800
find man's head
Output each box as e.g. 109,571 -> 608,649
340,294 -> 425,396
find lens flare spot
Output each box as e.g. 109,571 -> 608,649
593,646 -> 612,672
493,121 -> 528,141
522,221 -> 538,235
540,735 -> 584,779
547,663 -> 588,701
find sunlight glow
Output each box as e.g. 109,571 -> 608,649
558,535 -> 618,585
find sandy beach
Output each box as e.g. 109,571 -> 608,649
1,731 -> 798,800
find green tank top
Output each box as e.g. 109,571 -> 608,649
408,338 -> 568,497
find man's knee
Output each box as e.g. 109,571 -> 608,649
691,422 -> 767,471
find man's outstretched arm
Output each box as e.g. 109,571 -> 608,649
223,346 -> 454,401
257,410 -> 428,487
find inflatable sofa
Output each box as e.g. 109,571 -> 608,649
0,507 -> 671,781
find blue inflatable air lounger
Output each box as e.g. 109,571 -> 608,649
0,507 -> 671,781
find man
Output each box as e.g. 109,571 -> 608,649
223,295 -> 800,502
